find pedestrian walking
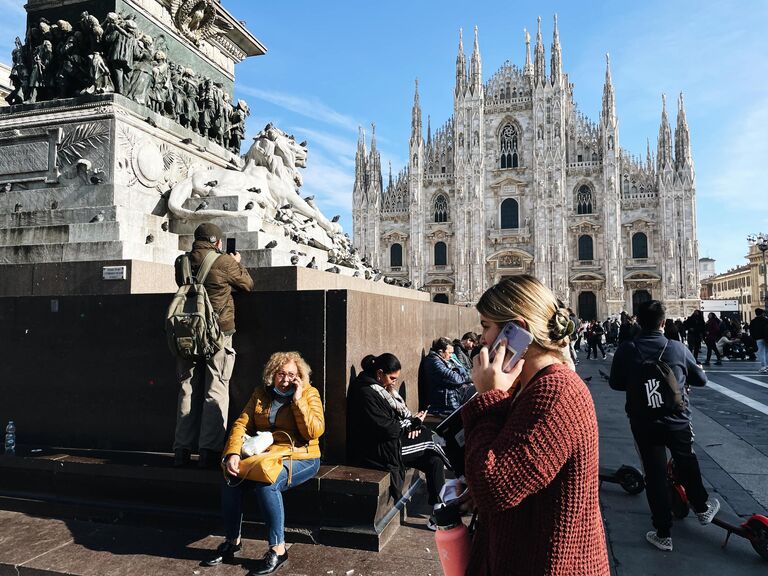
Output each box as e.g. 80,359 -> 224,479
609,300 -> 719,552
703,312 -> 723,366
749,308 -> 768,373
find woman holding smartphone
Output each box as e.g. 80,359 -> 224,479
461,275 -> 609,576
204,351 -> 324,575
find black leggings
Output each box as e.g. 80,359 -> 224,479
588,339 -> 605,359
705,341 -> 722,363
401,427 -> 446,505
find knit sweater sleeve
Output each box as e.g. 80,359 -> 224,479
462,372 -> 582,512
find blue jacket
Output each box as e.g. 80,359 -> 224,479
609,329 -> 707,429
424,351 -> 469,413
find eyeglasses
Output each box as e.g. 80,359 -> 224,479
276,371 -> 297,380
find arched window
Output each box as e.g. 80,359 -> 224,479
500,198 -> 519,229
434,242 -> 447,266
433,293 -> 449,304
632,232 -> 648,259
576,185 -> 593,214
390,243 -> 402,267
499,124 -> 520,168
578,235 -> 593,261
434,194 -> 448,223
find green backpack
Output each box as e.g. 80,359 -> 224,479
165,251 -> 224,359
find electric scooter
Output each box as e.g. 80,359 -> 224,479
599,464 -> 645,495
667,458 -> 768,560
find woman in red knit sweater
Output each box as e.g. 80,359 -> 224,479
462,275 -> 610,575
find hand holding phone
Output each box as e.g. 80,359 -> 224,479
489,321 -> 534,373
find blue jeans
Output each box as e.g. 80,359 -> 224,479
758,339 -> 767,369
222,458 -> 320,546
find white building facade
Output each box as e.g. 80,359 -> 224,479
352,18 -> 700,320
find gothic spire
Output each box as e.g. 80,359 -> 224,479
455,28 -> 466,96
646,138 -> 654,171
550,14 -> 561,85
523,28 -> 533,78
675,92 -> 692,170
534,16 -> 546,86
388,160 -> 393,190
427,114 -> 432,148
470,26 -> 482,94
411,78 -> 422,142
601,53 -> 615,125
657,94 -> 673,171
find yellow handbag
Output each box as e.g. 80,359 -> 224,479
224,431 -> 296,487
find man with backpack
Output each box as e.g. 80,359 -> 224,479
609,300 -> 719,552
169,223 -> 253,468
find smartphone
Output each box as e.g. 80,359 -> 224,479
489,321 -> 534,373
226,237 -> 236,254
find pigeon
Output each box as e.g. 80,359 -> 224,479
244,201 -> 254,210
205,180 -> 218,188
306,257 -> 318,269
195,201 -> 208,212
247,187 -> 261,193
599,369 -> 610,381
50,200 -> 58,210
289,250 -> 298,254
257,201 -> 267,209
145,234 -> 154,244
304,195 -> 314,202
298,251 -> 307,256
264,240 -> 277,249
374,273 -> 383,282
196,146 -> 207,153
325,266 -> 340,274
14,203 -> 22,212
303,217 -> 314,224
90,173 -> 105,184
280,203 -> 291,210
583,376 -> 593,383
353,271 -> 360,278
181,137 -> 193,145
89,211 -> 105,223
403,281 -> 412,288
161,221 -> 169,231
1,182 -> 11,193
222,202 -> 230,211
145,116 -> 157,127
331,215 -> 340,223
290,255 -> 299,265
364,270 -> 371,280
258,228 -> 265,233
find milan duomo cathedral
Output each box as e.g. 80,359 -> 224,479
351,17 -> 700,320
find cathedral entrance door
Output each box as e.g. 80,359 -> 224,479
578,291 -> 597,321
632,289 -> 652,316
433,293 -> 449,304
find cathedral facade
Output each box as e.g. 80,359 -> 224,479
352,18 -> 700,320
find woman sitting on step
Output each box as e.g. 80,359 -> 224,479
203,351 -> 324,575
347,353 -> 447,529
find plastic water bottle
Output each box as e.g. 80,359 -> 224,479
4,420 -> 16,456
434,505 -> 471,576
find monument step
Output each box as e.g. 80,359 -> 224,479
0,448 -> 418,551
0,206 -> 171,231
0,240 -> 181,265
0,221 -> 178,251
0,184 -> 117,214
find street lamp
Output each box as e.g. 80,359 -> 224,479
747,233 -> 768,310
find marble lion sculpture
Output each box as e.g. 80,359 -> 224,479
167,124 -> 341,236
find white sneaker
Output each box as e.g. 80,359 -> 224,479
645,531 -> 673,551
695,498 -> 720,525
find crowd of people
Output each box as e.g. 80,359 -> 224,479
168,222 -> 752,575
569,308 -> 766,371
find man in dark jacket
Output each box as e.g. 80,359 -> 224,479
684,309 -> 705,362
610,300 -> 719,552
452,332 -> 477,374
173,223 -> 253,468
425,337 -> 473,414
749,308 -> 768,373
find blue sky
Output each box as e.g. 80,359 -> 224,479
2,0 -> 766,272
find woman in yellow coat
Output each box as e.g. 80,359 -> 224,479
204,351 -> 324,575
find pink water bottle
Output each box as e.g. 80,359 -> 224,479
434,505 -> 471,576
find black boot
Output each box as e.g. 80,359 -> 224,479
198,449 -> 221,469
249,549 -> 288,575
202,540 -> 242,567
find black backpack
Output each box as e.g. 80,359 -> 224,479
626,341 -> 684,420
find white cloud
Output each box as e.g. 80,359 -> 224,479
238,86 -> 361,132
